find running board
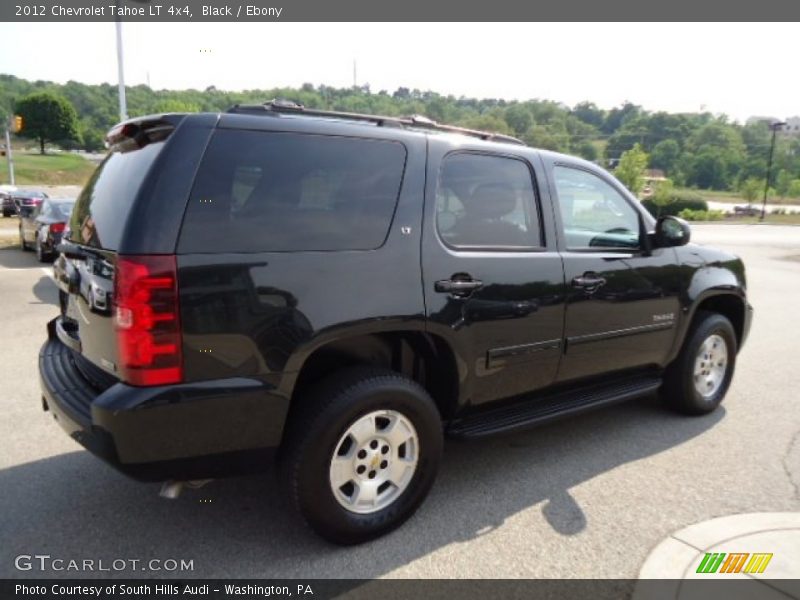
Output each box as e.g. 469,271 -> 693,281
448,375 -> 662,439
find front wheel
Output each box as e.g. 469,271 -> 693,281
662,311 -> 737,415
280,367 -> 443,545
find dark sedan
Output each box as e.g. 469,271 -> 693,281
19,197 -> 75,262
12,189 -> 48,213
2,191 -> 17,217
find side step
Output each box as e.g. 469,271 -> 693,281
448,374 -> 662,439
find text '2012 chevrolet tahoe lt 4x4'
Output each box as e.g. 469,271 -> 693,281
40,102 -> 752,544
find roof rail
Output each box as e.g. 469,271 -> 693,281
226,100 -> 525,146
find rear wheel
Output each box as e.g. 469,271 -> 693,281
662,311 -> 737,415
19,225 -> 30,251
280,367 -> 443,545
35,234 -> 50,262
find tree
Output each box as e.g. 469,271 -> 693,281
153,99 -> 200,113
775,170 -> 792,198
15,92 -> 80,154
575,140 -> 598,161
503,104 -> 533,137
740,178 -> 762,204
789,179 -> 800,198
602,102 -> 641,134
572,101 -> 605,128
650,179 -> 675,217
615,143 -> 649,195
650,139 -> 681,174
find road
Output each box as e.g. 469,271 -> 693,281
0,222 -> 798,580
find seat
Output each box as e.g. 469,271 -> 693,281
448,182 -> 529,247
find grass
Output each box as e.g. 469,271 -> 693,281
689,213 -> 800,225
0,152 -> 96,186
682,188 -> 800,206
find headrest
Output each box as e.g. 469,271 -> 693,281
462,183 -> 517,220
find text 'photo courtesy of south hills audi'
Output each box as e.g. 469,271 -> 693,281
39,100 -> 752,545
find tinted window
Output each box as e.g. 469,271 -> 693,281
178,131 -> 407,253
436,153 -> 541,249
553,166 -> 641,249
69,142 -> 165,250
53,200 -> 75,219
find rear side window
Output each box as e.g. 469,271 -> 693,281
69,142 -> 165,250
178,131 -> 407,253
436,153 -> 542,249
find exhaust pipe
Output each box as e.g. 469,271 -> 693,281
159,480 -> 183,499
158,479 -> 213,500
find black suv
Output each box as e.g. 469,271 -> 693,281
40,103 -> 752,544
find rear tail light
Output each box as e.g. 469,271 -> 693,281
49,222 -> 65,234
114,255 -> 183,386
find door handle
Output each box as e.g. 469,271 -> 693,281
435,278 -> 484,297
572,273 -> 607,290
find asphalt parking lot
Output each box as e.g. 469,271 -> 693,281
0,222 -> 798,579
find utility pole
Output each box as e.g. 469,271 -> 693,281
4,117 -> 16,186
115,16 -> 128,121
761,121 -> 786,221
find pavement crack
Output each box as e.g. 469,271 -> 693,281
782,428 -> 800,504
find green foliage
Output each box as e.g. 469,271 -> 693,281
575,140 -> 598,161
678,208 -> 726,221
571,101 -> 605,128
1,73 -> 800,193
15,92 -> 80,154
648,180 -> 675,216
650,139 -> 681,174
153,99 -> 201,113
775,170 -> 792,197
789,179 -> 800,198
739,177 -> 763,203
614,143 -> 649,194
504,104 -> 533,137
641,190 -> 708,217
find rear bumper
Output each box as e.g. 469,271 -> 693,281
39,318 -> 287,481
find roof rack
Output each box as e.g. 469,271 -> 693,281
226,100 -> 525,146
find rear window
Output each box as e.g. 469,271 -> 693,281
69,142 -> 165,250
178,130 -> 407,253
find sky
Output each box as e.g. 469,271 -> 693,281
0,22 -> 797,123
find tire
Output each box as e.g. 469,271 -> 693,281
280,367 -> 443,545
662,311 -> 737,415
19,226 -> 30,251
36,236 -> 45,262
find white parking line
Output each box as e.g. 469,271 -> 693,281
41,267 -> 55,281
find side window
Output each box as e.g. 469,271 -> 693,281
553,166 -> 641,250
436,153 -> 541,249
179,131 -> 407,253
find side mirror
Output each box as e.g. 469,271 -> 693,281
654,215 -> 691,247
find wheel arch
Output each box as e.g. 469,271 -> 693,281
668,290 -> 747,364
281,330 -> 461,437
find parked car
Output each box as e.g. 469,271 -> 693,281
734,204 -> 761,217
1,191 -> 16,217
19,197 -> 75,262
40,105 -> 752,545
13,189 -> 48,213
